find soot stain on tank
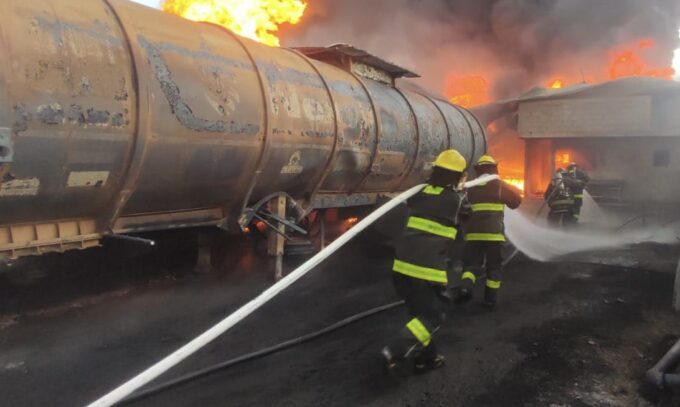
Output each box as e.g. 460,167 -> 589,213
85,109 -> 110,125
37,103 -> 64,125
138,36 -> 260,136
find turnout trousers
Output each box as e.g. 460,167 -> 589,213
461,241 -> 504,304
388,273 -> 449,364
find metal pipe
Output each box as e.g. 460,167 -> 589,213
646,338 -> 680,389
105,234 -> 156,246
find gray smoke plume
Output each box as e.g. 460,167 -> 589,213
280,0 -> 680,100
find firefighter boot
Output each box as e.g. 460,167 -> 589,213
483,286 -> 498,307
381,346 -> 409,378
413,344 -> 445,374
456,271 -> 476,304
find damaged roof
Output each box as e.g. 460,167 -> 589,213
510,76 -> 680,102
471,77 -> 680,125
294,43 -> 420,79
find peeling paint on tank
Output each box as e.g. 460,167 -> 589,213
13,105 -> 30,134
85,109 -> 110,125
67,171 -> 109,187
139,36 -> 260,136
261,63 -> 324,90
34,16 -> 123,48
270,87 -> 302,119
0,177 -> 40,197
68,105 -> 85,124
302,97 -> 331,122
149,40 -> 252,71
111,113 -> 126,127
80,76 -> 92,94
37,103 -> 65,125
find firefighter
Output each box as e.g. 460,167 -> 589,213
566,162 -> 590,223
457,155 -> 522,306
544,168 -> 576,227
381,149 -> 469,374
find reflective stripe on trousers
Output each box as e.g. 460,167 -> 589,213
486,279 -> 501,289
461,271 -> 476,284
406,317 -> 432,346
393,259 -> 448,284
406,216 -> 458,239
465,233 -> 506,242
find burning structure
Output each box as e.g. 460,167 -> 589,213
481,77 -> 680,207
518,77 -> 680,205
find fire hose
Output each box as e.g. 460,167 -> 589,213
118,301 -> 405,405
88,174 -> 501,407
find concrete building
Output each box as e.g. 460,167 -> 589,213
512,77 -> 680,206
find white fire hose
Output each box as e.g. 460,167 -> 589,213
88,174 -> 500,407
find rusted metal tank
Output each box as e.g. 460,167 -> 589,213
0,0 -> 485,259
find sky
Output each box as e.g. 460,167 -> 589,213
131,0 -> 159,7
130,0 -> 680,80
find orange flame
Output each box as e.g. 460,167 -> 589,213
446,75 -> 489,108
539,39 -> 674,94
548,78 -> 565,89
503,177 -> 525,193
161,0 -> 307,47
608,39 -> 675,80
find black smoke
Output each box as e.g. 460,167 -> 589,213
280,0 -> 680,99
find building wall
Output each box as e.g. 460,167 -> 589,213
652,92 -> 680,136
518,96 -> 652,138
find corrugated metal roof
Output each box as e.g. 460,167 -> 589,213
471,77 -> 680,125
510,77 -> 680,103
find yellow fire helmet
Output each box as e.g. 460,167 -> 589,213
475,154 -> 498,167
432,149 -> 467,172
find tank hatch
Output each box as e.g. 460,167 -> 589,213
294,43 -> 419,86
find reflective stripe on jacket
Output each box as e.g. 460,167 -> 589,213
393,184 -> 467,284
464,179 -> 522,242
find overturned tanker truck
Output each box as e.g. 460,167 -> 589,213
0,0 -> 486,260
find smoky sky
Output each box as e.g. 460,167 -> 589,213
280,0 -> 680,99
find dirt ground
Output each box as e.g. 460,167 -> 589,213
1,231 -> 679,407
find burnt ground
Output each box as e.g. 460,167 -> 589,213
1,231 -> 680,407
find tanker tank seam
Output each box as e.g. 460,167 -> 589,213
347,73 -> 380,194
450,103 -> 478,166
281,48 -> 339,202
417,92 -> 453,151
457,105 -> 487,157
393,87 -> 420,190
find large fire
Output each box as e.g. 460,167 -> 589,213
449,39 -> 675,108
161,0 -> 307,47
542,39 -> 675,93
445,75 -> 490,108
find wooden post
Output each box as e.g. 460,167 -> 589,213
673,256 -> 680,312
195,231 -> 213,273
267,196 -> 286,280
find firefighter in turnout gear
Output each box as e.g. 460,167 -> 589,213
544,168 -> 577,227
382,149 -> 470,374
458,155 -> 522,306
566,162 -> 590,223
